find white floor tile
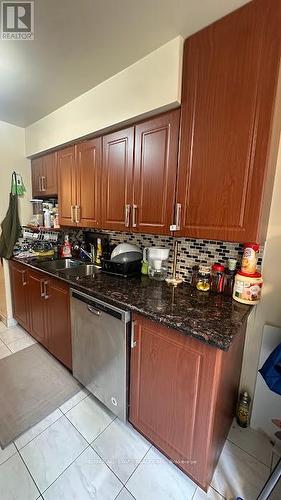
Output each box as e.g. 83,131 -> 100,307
8,334 -> 36,353
66,395 -> 114,443
126,447 -> 197,500
0,453 -> 39,500
0,343 -> 11,360
116,488 -> 135,500
59,388 -> 89,414
92,419 -> 150,483
0,443 -> 17,466
0,322 -> 8,332
20,415 -> 88,493
0,326 -> 28,345
42,446 -> 122,500
227,420 -> 273,467
211,440 -> 270,500
15,409 -> 63,449
193,486 -> 225,499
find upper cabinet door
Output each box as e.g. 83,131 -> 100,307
177,0 -> 281,242
133,110 -> 180,235
31,157 -> 44,198
76,138 -> 101,228
42,152 -> 58,196
58,146 -> 77,226
101,128 -> 134,231
31,153 -> 57,197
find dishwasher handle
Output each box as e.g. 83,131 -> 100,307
87,305 -> 101,316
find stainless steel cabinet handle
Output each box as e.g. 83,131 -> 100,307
124,204 -> 131,227
39,177 -> 42,192
175,203 -> 182,231
132,205 -> 137,228
41,176 -> 46,192
40,280 -> 45,297
21,271 -> 27,286
87,305 -> 101,316
131,321 -> 137,349
44,281 -> 49,300
75,205 -> 80,224
71,205 -> 75,223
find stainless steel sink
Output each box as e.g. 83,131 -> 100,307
58,263 -> 100,279
36,259 -> 85,272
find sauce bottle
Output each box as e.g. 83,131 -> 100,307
237,391 -> 251,428
223,258 -> 237,296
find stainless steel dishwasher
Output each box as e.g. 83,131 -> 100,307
70,289 -> 131,421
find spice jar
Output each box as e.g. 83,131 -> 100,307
210,263 -> 225,293
191,265 -> 199,287
223,258 -> 237,296
196,265 -> 211,292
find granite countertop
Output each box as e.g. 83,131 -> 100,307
12,257 -> 252,351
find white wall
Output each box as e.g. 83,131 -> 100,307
25,36 -> 183,156
0,120 -> 31,322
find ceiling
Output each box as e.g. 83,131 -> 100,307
0,0 -> 251,127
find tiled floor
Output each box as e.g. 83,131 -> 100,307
0,321 -> 279,500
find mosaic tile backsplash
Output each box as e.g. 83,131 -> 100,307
65,229 -> 264,283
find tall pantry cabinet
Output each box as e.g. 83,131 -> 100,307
176,0 -> 281,242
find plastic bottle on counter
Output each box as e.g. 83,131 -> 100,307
43,209 -> 51,228
241,243 -> 259,274
61,235 -> 72,258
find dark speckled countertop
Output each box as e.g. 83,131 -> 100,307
12,257 -> 252,351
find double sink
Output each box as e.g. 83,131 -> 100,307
36,259 -> 99,279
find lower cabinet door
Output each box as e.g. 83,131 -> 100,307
45,278 -> 72,370
28,270 -> 48,347
129,314 -> 218,488
9,261 -> 30,331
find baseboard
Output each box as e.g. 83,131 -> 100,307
6,318 -> 18,328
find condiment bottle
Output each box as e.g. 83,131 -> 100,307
196,265 -> 211,292
210,263 -> 225,293
241,243 -> 259,274
223,258 -> 237,296
236,391 -> 251,428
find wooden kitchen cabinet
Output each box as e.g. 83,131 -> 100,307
76,138 -> 102,228
101,111 -> 180,234
44,278 -> 72,370
101,127 -> 134,231
9,261 -> 30,331
58,139 -> 102,228
176,0 -> 281,242
129,314 -> 246,489
31,152 -> 57,198
28,269 -> 48,347
57,145 -> 76,226
9,262 -> 72,369
133,110 -> 180,234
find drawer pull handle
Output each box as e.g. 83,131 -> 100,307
131,320 -> 137,349
124,204 -> 131,227
132,205 -> 137,228
87,305 -> 101,316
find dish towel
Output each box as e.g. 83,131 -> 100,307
259,342 -> 281,396
0,172 -> 21,259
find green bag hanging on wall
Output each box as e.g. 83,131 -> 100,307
0,172 -> 21,259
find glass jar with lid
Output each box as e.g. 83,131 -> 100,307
210,263 -> 225,293
196,265 -> 211,292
